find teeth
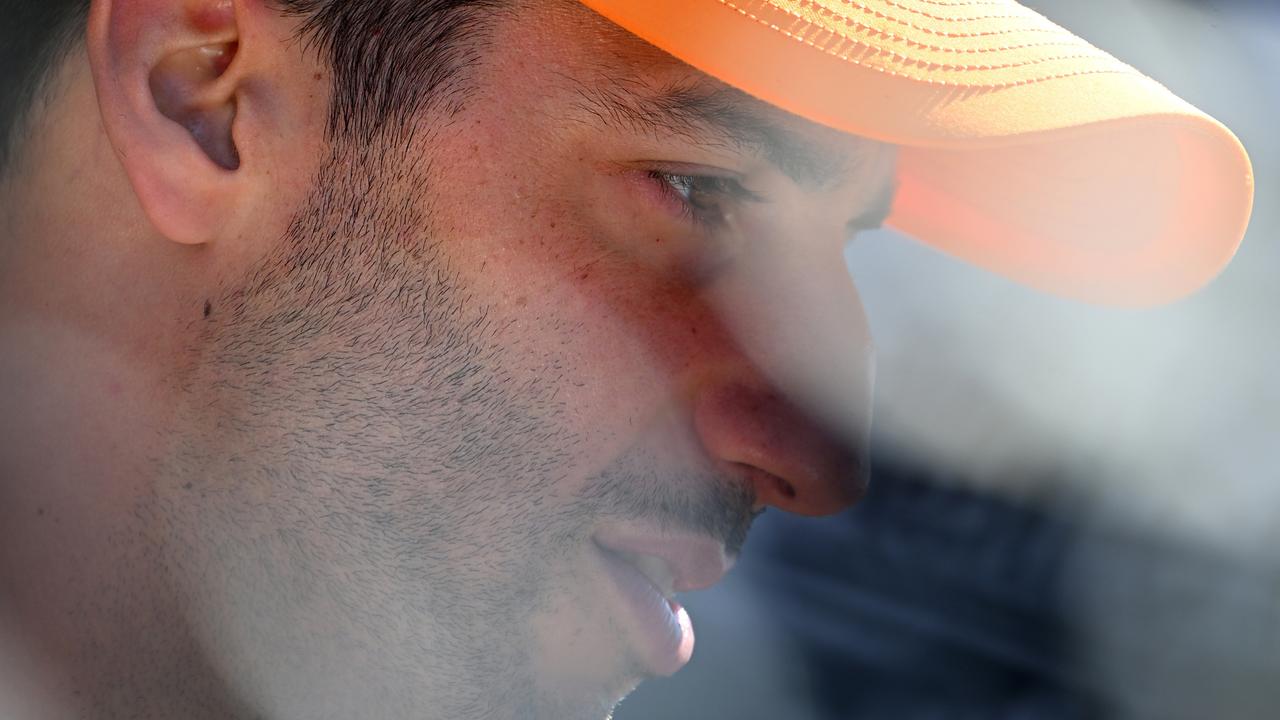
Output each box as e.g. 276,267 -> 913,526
623,551 -> 676,599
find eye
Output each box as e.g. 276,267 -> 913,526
647,171 -> 761,230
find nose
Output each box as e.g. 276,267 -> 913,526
693,381 -> 869,515
691,242 -> 875,517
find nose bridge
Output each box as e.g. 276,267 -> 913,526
694,243 -> 874,516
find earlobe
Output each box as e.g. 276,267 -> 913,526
87,0 -> 248,245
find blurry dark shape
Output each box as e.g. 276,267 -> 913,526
618,450 -> 1100,720
748,460 -> 1095,720
618,445 -> 1279,719
1063,517 -> 1280,720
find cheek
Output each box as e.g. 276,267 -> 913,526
480,224 -> 733,453
411,119 -> 738,459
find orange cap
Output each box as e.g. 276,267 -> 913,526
578,0 -> 1255,304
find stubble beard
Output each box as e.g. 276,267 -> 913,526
155,129 -> 598,719
149,125 -> 756,720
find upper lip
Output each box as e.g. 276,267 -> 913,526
593,525 -> 735,595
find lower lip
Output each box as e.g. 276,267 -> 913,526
596,545 -> 694,677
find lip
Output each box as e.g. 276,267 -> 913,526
595,544 -> 693,677
592,526 -> 735,593
591,526 -> 736,677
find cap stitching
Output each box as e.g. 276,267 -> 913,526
765,2 -> 1122,69
802,4 -> 1094,53
810,0 -> 1075,41
887,0 -> 1011,7
835,0 -> 1056,24
720,0 -> 1135,87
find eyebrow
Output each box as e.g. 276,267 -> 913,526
570,76 -> 875,191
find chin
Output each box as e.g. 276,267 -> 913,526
517,696 -> 623,720
527,673 -> 643,720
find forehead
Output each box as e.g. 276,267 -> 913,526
499,1 -> 894,187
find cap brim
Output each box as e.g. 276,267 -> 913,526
579,0 -> 1254,304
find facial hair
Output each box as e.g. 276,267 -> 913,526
144,129 -> 756,720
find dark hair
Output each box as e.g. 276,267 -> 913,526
0,0 -> 503,172
0,0 -> 90,172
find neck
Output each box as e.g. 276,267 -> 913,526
0,53 -> 245,720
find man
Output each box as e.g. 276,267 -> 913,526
0,0 -> 1252,719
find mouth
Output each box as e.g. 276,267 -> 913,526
592,527 -> 734,677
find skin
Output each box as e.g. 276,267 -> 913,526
0,0 -> 896,718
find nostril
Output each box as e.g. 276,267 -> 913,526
696,382 -> 869,515
771,474 -> 797,500
737,462 -> 797,506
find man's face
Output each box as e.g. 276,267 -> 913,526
159,2 -> 895,718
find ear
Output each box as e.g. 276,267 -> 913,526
87,0 -> 276,245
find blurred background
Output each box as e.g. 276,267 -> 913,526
617,1 -> 1279,718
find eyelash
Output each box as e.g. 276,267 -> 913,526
646,170 -> 761,231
